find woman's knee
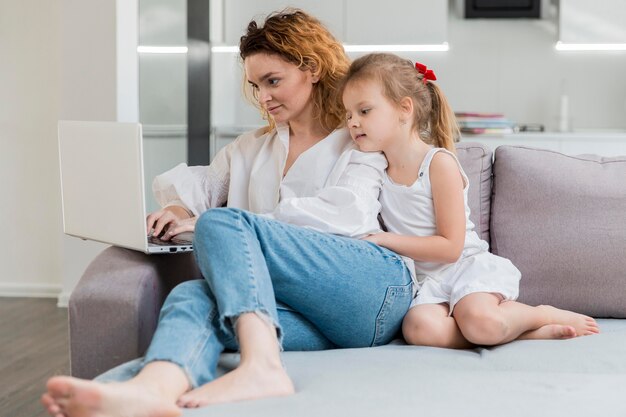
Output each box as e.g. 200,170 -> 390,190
196,208 -> 237,234
166,279 -> 210,304
194,208 -> 245,249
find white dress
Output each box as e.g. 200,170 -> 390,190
152,124 -> 387,238
379,147 -> 521,313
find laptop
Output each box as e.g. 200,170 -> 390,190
58,120 -> 193,254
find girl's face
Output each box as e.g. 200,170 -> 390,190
342,79 -> 404,153
244,53 -> 319,126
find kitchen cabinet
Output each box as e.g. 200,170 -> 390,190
344,0 -> 446,45
222,0 -> 447,45
211,129 -> 626,162
223,0 -> 345,44
559,0 -> 626,43
460,132 -> 626,157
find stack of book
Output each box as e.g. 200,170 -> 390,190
455,112 -> 515,135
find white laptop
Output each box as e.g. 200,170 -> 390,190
58,120 -> 193,254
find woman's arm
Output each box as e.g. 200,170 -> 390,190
367,152 -> 466,264
147,136 -> 236,238
152,151 -> 231,217
268,149 -> 387,238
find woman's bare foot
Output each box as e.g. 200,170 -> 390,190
41,376 -> 181,417
518,324 -> 577,340
538,305 -> 600,336
176,362 -> 294,408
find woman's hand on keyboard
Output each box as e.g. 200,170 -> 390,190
146,206 -> 194,241
158,217 -> 196,241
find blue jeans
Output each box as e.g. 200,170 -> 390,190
144,208 -> 412,387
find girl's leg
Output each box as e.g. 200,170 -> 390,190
453,292 -> 599,346
402,304 -> 473,349
186,208 -> 412,404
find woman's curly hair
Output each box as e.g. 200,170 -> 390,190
239,9 -> 349,132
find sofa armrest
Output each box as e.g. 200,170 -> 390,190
69,246 -> 200,379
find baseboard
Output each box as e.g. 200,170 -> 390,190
57,291 -> 72,308
0,282 -> 62,299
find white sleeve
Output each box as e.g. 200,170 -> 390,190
152,143 -> 231,216
269,150 -> 387,238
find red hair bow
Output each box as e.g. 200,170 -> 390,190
415,62 -> 437,84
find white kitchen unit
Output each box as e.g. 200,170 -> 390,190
211,129 -> 626,161
221,0 -> 447,45
460,132 -> 626,157
559,0 -> 626,44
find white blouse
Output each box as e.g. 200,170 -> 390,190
152,125 -> 387,238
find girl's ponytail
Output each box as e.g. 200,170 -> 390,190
427,82 -> 460,153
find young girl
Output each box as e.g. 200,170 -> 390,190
341,53 -> 599,349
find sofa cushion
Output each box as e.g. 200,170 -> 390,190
490,146 -> 626,317
455,142 -> 493,244
98,319 -> 626,417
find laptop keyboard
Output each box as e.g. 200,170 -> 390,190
148,236 -> 192,246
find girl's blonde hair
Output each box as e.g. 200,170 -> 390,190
340,53 -> 459,152
239,9 -> 350,132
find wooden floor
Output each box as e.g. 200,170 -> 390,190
0,298 -> 70,417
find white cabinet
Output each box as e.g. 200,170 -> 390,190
223,0 -> 346,44
222,0 -> 447,45
460,133 -> 626,157
344,0 -> 447,45
559,0 -> 626,43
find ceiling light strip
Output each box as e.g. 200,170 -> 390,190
137,46 -> 189,54
555,42 -> 626,51
343,43 -> 449,52
211,43 -> 449,53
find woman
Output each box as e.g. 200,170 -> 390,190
42,10 -> 413,417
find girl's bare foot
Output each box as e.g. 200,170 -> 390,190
177,362 -> 294,408
518,324 -> 577,340
539,305 -> 600,336
42,376 -> 181,417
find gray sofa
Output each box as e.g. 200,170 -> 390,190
69,143 -> 626,416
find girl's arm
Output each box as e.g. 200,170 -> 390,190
267,149 -> 386,238
370,152 -> 467,264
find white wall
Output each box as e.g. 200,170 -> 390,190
57,0 -> 139,306
2,1 -> 625,305
0,0 -> 63,298
0,0 -> 138,304
212,10 -> 626,132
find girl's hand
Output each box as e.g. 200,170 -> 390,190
146,206 -> 194,241
361,232 -> 387,246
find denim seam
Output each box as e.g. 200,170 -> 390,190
372,282 -> 413,346
216,210 -> 260,340
217,210 -> 284,348
183,306 -> 220,387
267,218 -> 405,264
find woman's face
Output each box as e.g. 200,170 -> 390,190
244,53 -> 318,125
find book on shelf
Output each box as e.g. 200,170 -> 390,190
460,127 -> 515,135
455,112 -> 505,119
455,111 -> 515,135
